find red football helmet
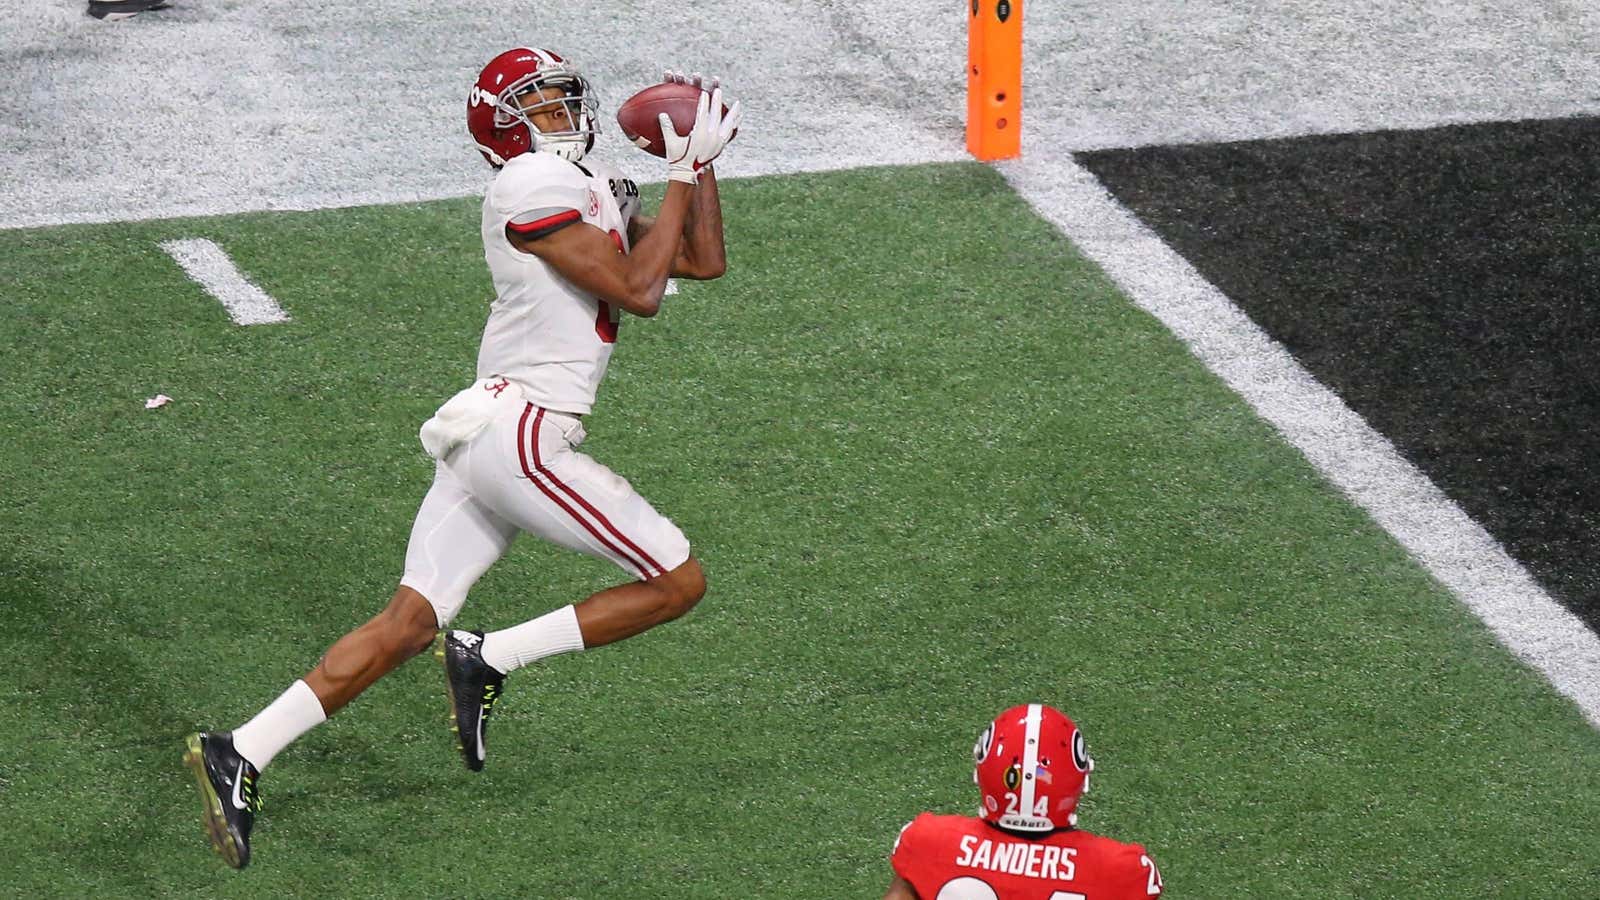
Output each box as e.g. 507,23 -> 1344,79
973,703 -> 1094,832
467,47 -> 598,167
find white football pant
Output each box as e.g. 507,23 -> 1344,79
401,399 -> 690,627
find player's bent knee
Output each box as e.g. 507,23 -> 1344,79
657,556 -> 705,620
381,586 -> 441,658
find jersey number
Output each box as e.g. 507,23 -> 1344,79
596,229 -> 625,343
1141,854 -> 1162,895
1004,792 -> 1051,819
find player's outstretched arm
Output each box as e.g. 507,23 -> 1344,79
630,75 -> 737,280
629,168 -> 726,281
676,164 -> 727,279
510,86 -> 736,315
654,72 -> 735,279
513,197 -> 689,318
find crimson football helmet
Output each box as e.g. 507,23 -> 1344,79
973,703 -> 1094,832
468,47 -> 599,166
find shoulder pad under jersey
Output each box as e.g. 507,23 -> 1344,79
489,151 -> 591,220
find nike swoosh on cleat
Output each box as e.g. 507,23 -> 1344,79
230,760 -> 248,810
475,712 -> 486,761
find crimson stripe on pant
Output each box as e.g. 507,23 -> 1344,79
515,404 -> 661,580
528,407 -> 667,575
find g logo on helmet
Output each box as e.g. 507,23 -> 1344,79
1071,729 -> 1090,772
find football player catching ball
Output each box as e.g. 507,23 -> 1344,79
886,704 -> 1164,899
182,46 -> 741,868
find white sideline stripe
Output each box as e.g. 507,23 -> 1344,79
160,238 -> 290,326
665,278 -> 678,295
1001,156 -> 1600,730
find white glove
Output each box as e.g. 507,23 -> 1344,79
710,89 -> 743,160
661,82 -> 743,184
663,71 -> 743,156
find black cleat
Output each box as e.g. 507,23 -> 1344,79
437,629 -> 506,772
182,731 -> 261,869
87,0 -> 172,20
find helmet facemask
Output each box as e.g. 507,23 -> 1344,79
497,69 -> 598,162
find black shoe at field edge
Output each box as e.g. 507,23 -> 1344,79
87,0 -> 172,21
438,629 -> 506,772
182,731 -> 261,869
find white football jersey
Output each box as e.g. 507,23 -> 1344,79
477,150 -> 641,415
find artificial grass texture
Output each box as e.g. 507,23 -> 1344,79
2,162 -> 1598,897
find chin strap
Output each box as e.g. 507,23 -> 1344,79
538,136 -> 588,162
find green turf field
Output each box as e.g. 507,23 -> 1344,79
3,163 -> 1599,897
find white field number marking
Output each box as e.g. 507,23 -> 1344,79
160,238 -> 290,326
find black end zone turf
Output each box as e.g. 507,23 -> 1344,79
1078,116 -> 1600,632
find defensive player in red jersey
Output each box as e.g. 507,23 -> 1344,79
886,704 -> 1163,899
181,47 -> 741,868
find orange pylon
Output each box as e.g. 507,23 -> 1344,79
966,0 -> 1022,160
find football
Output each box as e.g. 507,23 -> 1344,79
615,82 -> 736,158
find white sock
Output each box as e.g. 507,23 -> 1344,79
479,604 -> 585,674
231,679 -> 327,771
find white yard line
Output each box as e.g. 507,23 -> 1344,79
1002,154 -> 1600,729
160,238 -> 290,326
